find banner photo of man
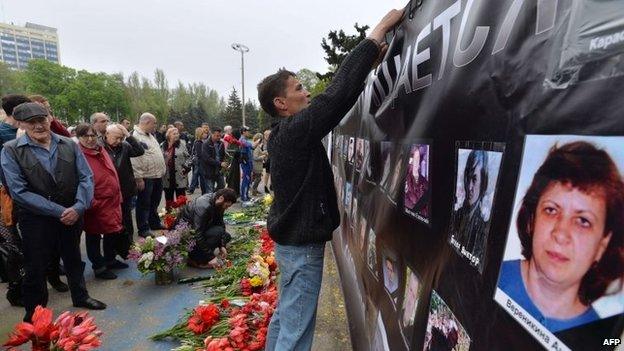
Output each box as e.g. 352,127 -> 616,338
367,228 -> 377,277
495,135 -> 624,351
404,144 -> 431,224
348,137 -> 355,164
355,138 -> 367,172
382,249 -> 399,297
401,266 -> 421,346
448,142 -> 504,273
386,146 -> 407,205
424,290 -> 471,351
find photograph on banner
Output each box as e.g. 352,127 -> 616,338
381,248 -> 400,299
348,136 -> 355,164
367,228 -> 378,277
363,141 -> 382,185
344,181 -> 353,214
351,196 -> 359,230
400,266 -> 421,345
359,216 -> 368,251
355,138 -> 368,172
387,145 -> 407,205
380,141 -> 394,190
495,135 -> 624,350
342,134 -> 349,158
371,311 -> 391,351
447,142 -> 505,273
404,143 -> 431,224
423,290 -> 471,351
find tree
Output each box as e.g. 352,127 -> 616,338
318,23 -> 369,81
296,68 -> 320,92
223,88 -> 243,129
0,62 -> 27,95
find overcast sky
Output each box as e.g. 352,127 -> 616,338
1,0 -> 406,102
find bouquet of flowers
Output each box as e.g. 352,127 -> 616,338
161,195 -> 189,229
3,305 -> 102,351
128,221 -> 195,274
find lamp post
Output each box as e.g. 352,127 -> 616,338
231,43 -> 249,127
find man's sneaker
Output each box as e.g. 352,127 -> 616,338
241,201 -> 253,208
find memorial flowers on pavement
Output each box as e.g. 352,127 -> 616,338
3,305 -> 102,351
128,220 -> 195,274
152,202 -> 279,351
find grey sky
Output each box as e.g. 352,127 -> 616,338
1,0 -> 406,103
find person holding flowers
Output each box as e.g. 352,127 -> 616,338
177,188 -> 237,268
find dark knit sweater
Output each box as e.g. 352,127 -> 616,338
267,39 -> 380,245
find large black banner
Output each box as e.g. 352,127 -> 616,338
330,0 -> 624,350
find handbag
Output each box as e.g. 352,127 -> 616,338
0,186 -> 14,227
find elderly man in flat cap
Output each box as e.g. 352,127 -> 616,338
0,102 -> 106,322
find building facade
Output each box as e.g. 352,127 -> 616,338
0,22 -> 60,70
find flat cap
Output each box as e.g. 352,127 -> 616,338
13,102 -> 48,122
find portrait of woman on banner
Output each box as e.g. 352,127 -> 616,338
404,144 -> 430,221
498,140 -> 624,333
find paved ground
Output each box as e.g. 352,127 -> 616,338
0,192 -> 351,350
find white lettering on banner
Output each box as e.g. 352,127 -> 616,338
357,0 -> 560,115
494,289 -> 572,351
460,245 -> 480,267
449,235 -> 461,250
589,30 -> 624,51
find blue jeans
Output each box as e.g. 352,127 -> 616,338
203,174 -> 225,195
135,178 -> 163,233
240,164 -> 252,201
266,242 -> 325,351
188,165 -> 201,191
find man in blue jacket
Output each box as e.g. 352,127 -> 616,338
1,102 -> 106,321
256,9 -> 403,350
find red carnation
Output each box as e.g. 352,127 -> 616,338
240,278 -> 253,296
187,304 -> 220,335
220,299 -> 230,309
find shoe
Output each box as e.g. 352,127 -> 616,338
241,201 -> 253,208
107,259 -> 129,270
187,189 -> 195,195
94,269 -> 117,280
48,278 -> 69,292
138,230 -> 154,238
6,288 -> 24,307
73,297 -> 107,310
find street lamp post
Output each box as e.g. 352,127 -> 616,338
231,43 -> 249,127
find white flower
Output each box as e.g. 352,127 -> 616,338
139,252 -> 154,267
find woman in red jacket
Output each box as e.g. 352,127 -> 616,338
76,123 -> 124,280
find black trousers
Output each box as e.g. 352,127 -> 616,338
19,214 -> 88,318
117,200 -> 134,259
85,234 -> 118,271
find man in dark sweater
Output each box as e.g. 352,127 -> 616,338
257,9 -> 403,351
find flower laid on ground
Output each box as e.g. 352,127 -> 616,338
128,220 -> 195,274
3,305 -> 102,351
153,202 -> 278,351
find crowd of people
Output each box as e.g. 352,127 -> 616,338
0,93 -> 273,322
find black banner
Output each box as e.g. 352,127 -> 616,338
330,0 -> 624,350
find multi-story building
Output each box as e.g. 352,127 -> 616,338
0,22 -> 60,70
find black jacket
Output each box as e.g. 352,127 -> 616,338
267,39 -> 379,245
200,138 -> 225,179
104,136 -> 145,201
178,193 -> 228,251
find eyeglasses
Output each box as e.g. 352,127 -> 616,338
81,134 -> 97,139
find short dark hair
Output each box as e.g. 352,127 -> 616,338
257,69 -> 296,117
212,127 -> 222,133
516,141 -> 624,304
2,94 -> 31,116
215,188 -> 237,203
121,117 -> 131,123
74,123 -> 96,138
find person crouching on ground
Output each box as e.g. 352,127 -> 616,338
257,8 -> 403,350
178,188 -> 237,269
76,123 -> 125,280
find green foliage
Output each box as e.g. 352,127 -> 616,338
296,68 -> 320,92
3,59 -> 225,128
222,88 -> 243,129
0,62 -> 27,95
318,23 -> 369,81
